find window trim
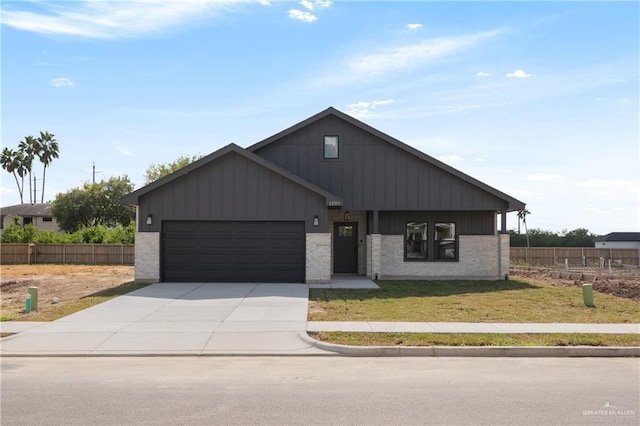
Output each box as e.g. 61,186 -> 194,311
403,221 -> 459,262
323,135 -> 339,159
404,221 -> 428,261
434,222 -> 458,262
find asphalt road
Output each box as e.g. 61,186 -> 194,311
2,357 -> 638,425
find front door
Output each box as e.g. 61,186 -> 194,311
333,222 -> 358,273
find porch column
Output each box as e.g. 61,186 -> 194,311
371,210 -> 379,234
500,210 -> 507,233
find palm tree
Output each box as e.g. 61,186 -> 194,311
18,136 -> 37,203
0,148 -> 26,203
517,209 -> 531,248
36,131 -> 60,203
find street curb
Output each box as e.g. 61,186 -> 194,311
302,334 -> 640,357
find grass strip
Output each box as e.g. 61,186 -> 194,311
309,279 -> 640,323
2,281 -> 150,322
312,332 -> 640,347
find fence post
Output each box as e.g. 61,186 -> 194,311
63,244 -> 66,264
121,245 -> 125,265
92,244 -> 95,265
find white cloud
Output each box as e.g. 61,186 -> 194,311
506,69 -> 532,78
258,0 -> 271,5
116,146 -> 135,157
299,0 -> 314,10
315,0 -> 332,7
527,172 -> 564,182
407,23 -> 422,30
344,100 -> 394,118
288,9 -> 317,23
324,30 -> 500,85
476,72 -> 490,77
577,178 -> 638,192
51,77 -> 73,87
0,1 -> 252,39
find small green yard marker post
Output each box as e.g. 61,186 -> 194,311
582,283 -> 595,307
28,286 -> 38,311
25,294 -> 31,313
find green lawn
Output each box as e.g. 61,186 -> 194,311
308,279 -> 640,323
312,332 -> 640,347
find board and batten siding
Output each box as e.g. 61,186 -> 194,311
252,115 -> 509,212
377,211 -> 496,236
137,152 -> 327,233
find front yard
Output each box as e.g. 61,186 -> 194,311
309,279 -> 640,346
308,279 -> 640,323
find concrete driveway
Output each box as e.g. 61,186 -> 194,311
0,283 -> 331,356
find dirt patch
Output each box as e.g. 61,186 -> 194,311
511,266 -> 640,302
1,265 -> 134,317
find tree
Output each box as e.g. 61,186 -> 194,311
562,228 -> 597,247
510,227 -> 598,247
144,154 -> 204,184
517,209 -> 531,248
18,136 -> 37,203
36,131 -> 60,203
0,147 -> 28,203
51,176 -> 135,233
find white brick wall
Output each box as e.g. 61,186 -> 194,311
366,234 -> 382,279
306,233 -> 331,283
134,232 -> 160,283
379,235 -> 505,280
500,233 -> 510,279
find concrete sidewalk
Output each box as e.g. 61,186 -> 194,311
307,322 -> 640,334
4,321 -> 639,335
0,283 -> 327,356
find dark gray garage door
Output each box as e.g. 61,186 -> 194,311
162,221 -> 305,283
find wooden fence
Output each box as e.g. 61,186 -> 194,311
2,243 -> 638,268
0,243 -> 135,265
511,247 -> 640,267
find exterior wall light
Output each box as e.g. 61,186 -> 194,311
344,211 -> 351,221
313,215 -> 319,226
146,214 -> 153,225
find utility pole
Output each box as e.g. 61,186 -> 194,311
92,162 -> 103,183
32,176 -> 37,205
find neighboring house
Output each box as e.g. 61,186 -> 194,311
122,107 -> 525,283
595,232 -> 640,249
0,203 -> 59,233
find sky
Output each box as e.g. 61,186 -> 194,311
1,0 -> 638,235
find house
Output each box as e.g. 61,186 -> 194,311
595,232 -> 640,249
0,203 -> 59,233
122,107 -> 525,283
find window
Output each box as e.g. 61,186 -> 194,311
323,135 -> 339,159
406,222 -> 427,259
23,217 -> 33,226
338,225 -> 353,237
43,217 -> 53,222
435,222 -> 456,260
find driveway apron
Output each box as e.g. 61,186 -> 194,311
0,283 -> 329,356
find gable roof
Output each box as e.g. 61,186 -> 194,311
248,107 -> 526,212
595,232 -> 640,242
122,143 -> 343,206
0,203 -> 52,217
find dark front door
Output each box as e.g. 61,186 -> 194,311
333,222 -> 358,273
